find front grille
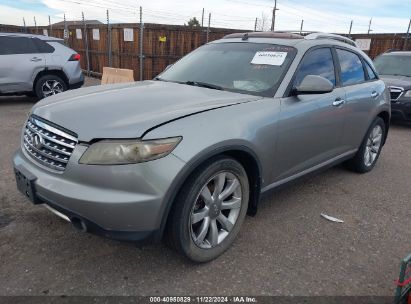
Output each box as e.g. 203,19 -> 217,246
23,116 -> 78,172
390,86 -> 404,102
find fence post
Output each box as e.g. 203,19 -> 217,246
82,12 -> 90,76
139,6 -> 144,81
206,13 -> 211,42
64,14 -> 68,46
348,20 -> 353,38
49,15 -> 52,37
107,10 -> 112,67
404,19 -> 411,51
34,16 -> 37,34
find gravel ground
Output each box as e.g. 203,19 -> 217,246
0,77 -> 410,296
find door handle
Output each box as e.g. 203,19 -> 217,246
30,57 -> 42,62
332,98 -> 345,107
371,91 -> 379,98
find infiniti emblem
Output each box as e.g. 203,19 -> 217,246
32,132 -> 44,150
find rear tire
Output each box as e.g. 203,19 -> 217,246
166,156 -> 249,263
35,75 -> 67,99
345,117 -> 386,173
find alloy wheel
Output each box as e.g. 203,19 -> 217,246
190,172 -> 242,249
41,80 -> 64,97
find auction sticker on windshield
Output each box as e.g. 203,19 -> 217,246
251,51 -> 288,66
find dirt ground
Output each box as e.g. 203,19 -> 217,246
0,78 -> 410,296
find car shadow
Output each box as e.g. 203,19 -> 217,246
0,95 -> 38,105
390,120 -> 411,128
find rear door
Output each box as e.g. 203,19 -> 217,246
0,36 -> 45,93
273,47 -> 347,182
335,48 -> 386,150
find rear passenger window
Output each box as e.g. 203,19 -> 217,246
0,36 -> 38,55
294,48 -> 336,87
365,62 -> 377,80
33,39 -> 55,53
336,49 -> 366,85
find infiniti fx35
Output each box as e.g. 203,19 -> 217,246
13,32 -> 390,262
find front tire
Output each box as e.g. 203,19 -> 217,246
35,75 -> 67,99
346,117 -> 386,173
166,156 -> 249,263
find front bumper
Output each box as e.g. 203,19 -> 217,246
391,100 -> 411,121
13,146 -> 186,242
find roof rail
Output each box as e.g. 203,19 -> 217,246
305,33 -> 357,47
222,32 -> 304,40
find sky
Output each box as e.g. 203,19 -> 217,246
0,0 -> 410,34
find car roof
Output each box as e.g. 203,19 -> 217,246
212,31 -> 373,64
0,32 -> 63,41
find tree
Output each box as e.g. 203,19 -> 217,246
186,17 -> 201,27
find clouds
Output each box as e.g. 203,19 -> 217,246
1,0 -> 410,34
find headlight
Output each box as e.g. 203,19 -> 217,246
79,137 -> 182,165
404,90 -> 411,98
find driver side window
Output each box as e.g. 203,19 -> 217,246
294,48 -> 336,87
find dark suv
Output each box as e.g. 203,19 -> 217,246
374,51 -> 411,122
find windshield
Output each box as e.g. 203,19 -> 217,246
374,54 -> 411,77
157,42 -> 296,97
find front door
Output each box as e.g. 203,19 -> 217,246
273,47 -> 347,182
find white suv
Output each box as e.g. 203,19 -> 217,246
0,33 -> 84,99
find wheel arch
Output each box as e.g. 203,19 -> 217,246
158,145 -> 262,241
32,69 -> 69,92
377,110 -> 390,145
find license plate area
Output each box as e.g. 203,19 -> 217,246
14,167 -> 42,204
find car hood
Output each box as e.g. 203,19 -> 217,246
380,75 -> 411,90
32,80 -> 261,141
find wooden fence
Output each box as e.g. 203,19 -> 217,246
1,23 -> 411,80
2,23 -> 242,80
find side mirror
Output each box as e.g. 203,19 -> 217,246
293,75 -> 334,95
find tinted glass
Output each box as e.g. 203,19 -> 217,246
365,62 -> 377,80
294,48 -> 336,86
374,54 -> 411,77
33,39 -> 55,53
337,49 -> 366,85
0,36 -> 39,55
159,43 -> 296,97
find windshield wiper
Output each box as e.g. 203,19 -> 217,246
185,81 -> 224,91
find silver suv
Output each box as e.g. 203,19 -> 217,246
0,33 -> 84,99
13,32 -> 390,262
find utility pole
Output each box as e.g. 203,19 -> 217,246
270,0 -> 279,31
299,19 -> 304,35
348,20 -> 353,37
367,18 -> 372,34
254,17 -> 257,31
82,12 -> 90,76
22,17 -> 26,33
201,8 -> 204,27
207,13 -> 211,42
139,6 -> 144,81
404,19 -> 411,51
34,16 -> 37,34
107,10 -> 112,67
